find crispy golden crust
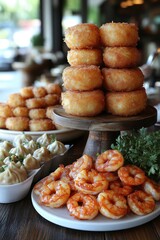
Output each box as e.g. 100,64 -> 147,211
102,68 -> 144,92
63,65 -> 103,91
103,47 -> 141,68
62,90 -> 105,117
33,87 -> 47,98
67,49 -> 103,66
0,104 -> 13,118
6,117 -> 29,131
25,98 -> 46,109
100,22 -> 139,47
20,86 -> 34,99
7,93 -> 26,108
65,23 -> 101,49
0,117 -> 6,129
44,94 -> 60,106
45,83 -> 62,95
105,88 -> 147,116
29,108 -> 46,119
12,107 -> 29,117
46,106 -> 55,120
29,119 -> 56,131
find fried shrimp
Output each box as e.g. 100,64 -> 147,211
143,178 -> 160,201
6,117 -> 29,131
7,93 -> 26,107
118,165 -> 146,186
67,49 -> 103,66
67,192 -> 99,220
127,190 -> 155,215
0,104 -> 13,118
34,165 -> 65,196
109,179 -> 133,196
74,169 -> 108,195
97,190 -> 128,219
65,23 -> 101,49
69,154 -> 93,179
95,150 -> 124,172
39,180 -> 70,208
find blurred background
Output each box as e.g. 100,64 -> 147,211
0,0 -> 160,103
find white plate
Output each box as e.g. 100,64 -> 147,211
0,128 -> 83,142
31,191 -> 160,231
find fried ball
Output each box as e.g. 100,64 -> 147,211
103,47 -> 141,68
63,65 -> 103,91
67,49 -> 103,66
20,86 -> 34,99
102,68 -> 144,92
33,87 -> 47,98
6,117 -> 29,131
29,119 -> 56,131
46,106 -> 55,120
29,108 -> 46,119
105,88 -> 147,116
25,98 -> 46,109
45,83 -> 62,95
8,93 -> 26,108
12,107 -> 29,117
100,22 -> 139,47
64,23 -> 101,49
0,117 -> 6,129
44,94 -> 60,106
62,90 -> 105,117
0,104 -> 13,118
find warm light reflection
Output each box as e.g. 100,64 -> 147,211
120,0 -> 144,8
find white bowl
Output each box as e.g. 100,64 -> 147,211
0,170 -> 39,203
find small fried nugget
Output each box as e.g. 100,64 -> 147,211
46,106 -> 55,120
0,104 -> 13,118
45,83 -> 62,95
44,94 -> 60,106
29,119 -> 56,131
20,86 -> 34,99
33,87 -> 47,98
29,108 -> 46,119
13,107 -> 29,117
8,93 -> 26,108
6,117 -> 29,131
0,117 -> 6,129
25,98 -> 46,109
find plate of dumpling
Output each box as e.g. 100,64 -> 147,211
0,133 -> 69,203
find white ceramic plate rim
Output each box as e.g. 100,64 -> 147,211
0,128 -> 75,135
31,191 -> 160,231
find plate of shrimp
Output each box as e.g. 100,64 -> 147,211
31,151 -> 160,231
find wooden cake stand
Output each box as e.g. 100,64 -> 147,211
53,105 -> 157,158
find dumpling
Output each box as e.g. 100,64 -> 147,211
13,134 -> 32,147
0,148 -> 9,161
9,144 -> 29,157
47,140 -> 66,156
0,141 -> 13,151
23,140 -> 38,154
36,134 -> 55,147
33,147 -> 51,163
0,161 -> 27,184
23,154 -> 40,170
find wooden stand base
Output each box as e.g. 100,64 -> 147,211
53,105 -> 157,158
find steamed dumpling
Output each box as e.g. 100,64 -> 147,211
33,147 -> 51,163
13,134 -> 32,147
0,141 -> 13,151
0,148 -> 9,160
9,144 -> 29,157
0,161 -> 27,184
23,140 -> 38,154
23,154 -> 40,170
47,140 -> 66,156
36,134 -> 55,147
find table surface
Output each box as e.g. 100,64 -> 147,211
0,133 -> 160,240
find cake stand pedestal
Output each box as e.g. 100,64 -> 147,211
53,105 -> 157,158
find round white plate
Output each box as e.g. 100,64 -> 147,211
31,191 -> 160,231
0,128 -> 83,142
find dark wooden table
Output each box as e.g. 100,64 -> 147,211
0,132 -> 160,240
